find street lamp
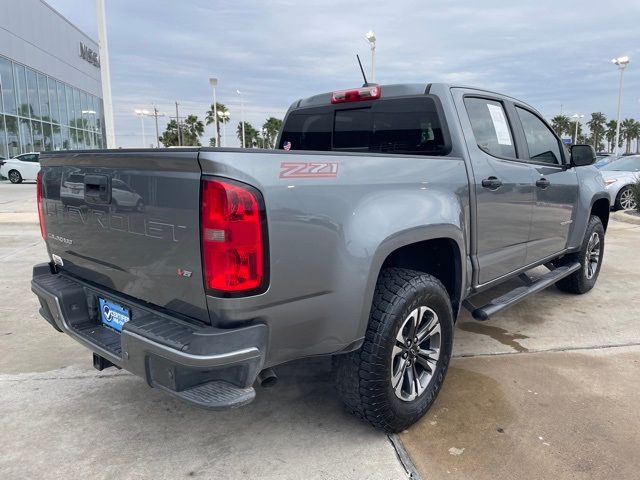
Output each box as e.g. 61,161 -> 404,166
218,110 -> 230,147
209,77 -> 219,147
236,89 -> 245,148
571,114 -> 584,144
364,30 -> 376,82
612,55 -> 630,155
134,109 -> 150,147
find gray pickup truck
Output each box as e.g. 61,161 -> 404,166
32,83 -> 609,432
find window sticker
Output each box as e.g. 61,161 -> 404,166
487,104 -> 512,146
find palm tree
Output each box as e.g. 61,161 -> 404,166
159,115 -> 204,147
262,117 -> 283,149
551,115 -> 571,138
605,120 -> 617,152
620,118 -> 637,154
237,121 -> 258,148
183,114 -> 204,146
205,102 -> 230,147
586,112 -> 606,151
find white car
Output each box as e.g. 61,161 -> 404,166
0,152 -> 40,183
600,155 -> 640,210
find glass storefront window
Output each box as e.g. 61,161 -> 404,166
0,58 -> 17,115
32,120 -> 44,151
48,76 -> 59,124
26,69 -> 40,119
42,122 -> 53,152
80,92 -> 88,126
57,81 -> 68,126
5,115 -> 19,157
73,88 -> 82,129
19,119 -> 33,153
14,64 -> 30,118
61,126 -> 70,150
66,85 -> 74,127
37,73 -> 50,120
52,124 -> 62,150
0,57 -> 105,154
0,115 -> 7,159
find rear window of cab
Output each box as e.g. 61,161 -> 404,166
279,96 -> 450,156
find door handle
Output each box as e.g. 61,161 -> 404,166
536,178 -> 551,189
481,177 -> 502,190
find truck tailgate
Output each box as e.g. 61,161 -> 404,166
39,150 -> 209,323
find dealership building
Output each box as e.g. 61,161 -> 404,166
0,0 -> 105,158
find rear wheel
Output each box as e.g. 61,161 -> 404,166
333,268 -> 453,433
555,215 -> 604,294
8,170 -> 22,184
615,186 -> 635,211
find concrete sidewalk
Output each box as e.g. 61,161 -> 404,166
401,346 -> 640,480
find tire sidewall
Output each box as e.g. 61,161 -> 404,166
382,277 -> 454,427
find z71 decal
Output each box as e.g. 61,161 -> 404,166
279,162 -> 339,179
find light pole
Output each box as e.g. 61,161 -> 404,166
96,0 -> 115,147
134,109 -> 149,147
612,56 -> 630,156
237,89 -> 245,148
218,110 -> 230,147
151,106 -> 164,148
364,30 -> 376,82
209,77 -> 219,147
571,114 -> 584,144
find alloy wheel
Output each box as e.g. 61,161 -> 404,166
584,232 -> 601,280
391,306 -> 441,402
620,188 -> 636,210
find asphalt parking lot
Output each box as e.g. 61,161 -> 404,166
1,181 -> 639,480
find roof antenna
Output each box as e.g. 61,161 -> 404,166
357,54 -> 376,87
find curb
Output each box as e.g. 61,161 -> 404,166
613,209 -> 640,225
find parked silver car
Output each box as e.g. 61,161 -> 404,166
601,155 -> 640,210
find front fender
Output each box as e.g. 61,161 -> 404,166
568,167 -> 610,249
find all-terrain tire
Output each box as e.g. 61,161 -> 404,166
554,215 -> 604,294
333,268 -> 454,433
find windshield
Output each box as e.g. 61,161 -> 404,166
601,156 -> 640,172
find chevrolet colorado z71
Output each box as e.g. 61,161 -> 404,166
32,83 -> 609,432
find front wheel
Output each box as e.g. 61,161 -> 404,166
555,215 -> 604,294
8,170 -> 22,184
333,268 -> 453,433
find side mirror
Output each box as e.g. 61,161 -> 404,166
570,144 -> 596,167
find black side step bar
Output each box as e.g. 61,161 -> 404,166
468,262 -> 581,321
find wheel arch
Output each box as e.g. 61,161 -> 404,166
357,226 -> 467,340
590,196 -> 610,231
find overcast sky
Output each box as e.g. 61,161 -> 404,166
47,0 -> 639,148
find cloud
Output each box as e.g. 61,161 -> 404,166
47,0 -> 640,147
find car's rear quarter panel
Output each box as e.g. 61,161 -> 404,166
198,149 -> 469,367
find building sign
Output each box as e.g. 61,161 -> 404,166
79,42 -> 100,68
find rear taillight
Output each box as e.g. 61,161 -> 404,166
331,86 -> 381,104
36,171 -> 46,240
201,178 -> 267,295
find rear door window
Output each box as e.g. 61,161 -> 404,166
280,96 -> 449,155
464,97 -> 516,158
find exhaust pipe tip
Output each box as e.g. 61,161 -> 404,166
257,367 -> 277,388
